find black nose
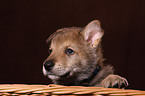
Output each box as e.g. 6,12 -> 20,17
44,60 -> 54,71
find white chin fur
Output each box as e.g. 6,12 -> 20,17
48,75 -> 60,80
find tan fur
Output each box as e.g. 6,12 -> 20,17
43,20 -> 128,88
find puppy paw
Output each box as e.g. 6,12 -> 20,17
100,74 -> 129,88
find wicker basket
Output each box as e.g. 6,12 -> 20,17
0,84 -> 145,96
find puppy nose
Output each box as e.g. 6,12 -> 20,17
44,61 -> 54,71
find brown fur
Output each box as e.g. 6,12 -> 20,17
43,20 -> 128,88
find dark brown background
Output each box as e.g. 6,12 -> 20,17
0,0 -> 145,90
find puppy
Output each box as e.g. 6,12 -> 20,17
43,20 -> 128,88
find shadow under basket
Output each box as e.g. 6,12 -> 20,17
0,84 -> 145,96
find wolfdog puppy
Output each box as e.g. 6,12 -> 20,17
43,20 -> 128,88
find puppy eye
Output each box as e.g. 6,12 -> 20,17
48,49 -> 52,55
65,48 -> 75,55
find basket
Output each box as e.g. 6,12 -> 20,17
0,84 -> 145,96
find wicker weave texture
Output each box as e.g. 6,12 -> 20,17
0,84 -> 145,96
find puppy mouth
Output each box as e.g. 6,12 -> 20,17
46,71 -> 71,80
46,72 -> 70,81
52,71 -> 70,78
43,66 -> 72,79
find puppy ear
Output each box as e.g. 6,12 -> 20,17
82,20 -> 104,47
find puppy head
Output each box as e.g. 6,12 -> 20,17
43,20 -> 104,84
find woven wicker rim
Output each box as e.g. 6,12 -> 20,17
0,84 -> 145,96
